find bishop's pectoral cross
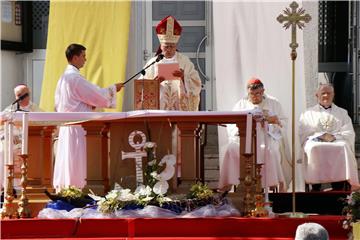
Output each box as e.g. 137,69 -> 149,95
276,1 -> 311,60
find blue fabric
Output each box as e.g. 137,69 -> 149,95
123,203 -> 143,210
46,200 -> 75,211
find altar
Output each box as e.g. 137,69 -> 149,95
0,111 -> 255,195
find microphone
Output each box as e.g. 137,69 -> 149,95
156,54 -> 164,62
12,92 -> 29,105
123,53 -> 165,86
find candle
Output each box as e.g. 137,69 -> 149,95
4,122 -> 9,165
3,121 -> 9,200
8,123 -> 13,165
245,113 -> 252,154
263,121 -> 269,202
22,112 -> 29,154
256,122 -> 263,164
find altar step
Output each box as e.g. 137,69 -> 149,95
1,216 -> 348,239
203,125 -> 220,189
269,191 -> 349,215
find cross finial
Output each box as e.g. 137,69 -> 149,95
277,1 -> 311,60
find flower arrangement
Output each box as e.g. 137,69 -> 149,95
341,191 -> 360,230
45,186 -> 93,209
143,142 -> 176,196
92,142 -> 176,214
94,185 -> 158,214
47,142 -> 225,215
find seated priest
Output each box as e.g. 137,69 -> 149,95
141,15 -> 201,111
299,83 -> 359,191
1,84 -> 42,190
218,78 -> 291,192
4,84 -> 42,112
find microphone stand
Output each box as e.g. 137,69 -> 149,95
11,93 -> 29,112
15,102 -> 27,112
123,54 -> 164,86
123,54 -> 164,110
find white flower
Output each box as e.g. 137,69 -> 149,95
113,182 -> 123,191
135,185 -> 152,197
150,171 -> 159,180
144,142 -> 156,149
153,181 -> 169,195
161,196 -> 173,202
106,190 -> 119,200
141,196 -> 154,202
88,193 -> 102,201
148,160 -> 156,166
118,189 -> 136,201
97,198 -> 106,205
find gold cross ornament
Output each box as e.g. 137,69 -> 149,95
277,1 -> 311,60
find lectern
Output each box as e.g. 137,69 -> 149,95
134,79 -> 159,110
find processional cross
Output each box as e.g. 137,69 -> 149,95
276,1 -> 311,216
277,2 -> 311,60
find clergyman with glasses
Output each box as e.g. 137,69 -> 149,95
218,77 -> 291,192
299,83 -> 359,191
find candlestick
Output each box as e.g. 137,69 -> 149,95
245,113 -> 252,154
1,164 -> 17,219
21,113 -> 29,154
18,154 -> 31,218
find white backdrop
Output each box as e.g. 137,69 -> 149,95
214,1 -> 310,191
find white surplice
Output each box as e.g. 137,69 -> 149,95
299,104 -> 359,187
218,95 -> 291,191
53,64 -> 117,190
142,52 -> 201,111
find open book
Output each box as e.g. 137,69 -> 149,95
157,63 -> 180,80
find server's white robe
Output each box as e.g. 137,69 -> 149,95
53,64 -> 117,190
299,104 -> 359,187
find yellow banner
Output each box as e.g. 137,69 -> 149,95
40,0 -> 131,112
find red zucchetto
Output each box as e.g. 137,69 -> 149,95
247,77 -> 263,85
156,16 -> 182,44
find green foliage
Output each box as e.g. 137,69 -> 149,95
342,191 -> 360,230
58,186 -> 84,199
187,182 -> 214,200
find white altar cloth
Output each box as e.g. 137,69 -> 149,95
0,110 -> 250,126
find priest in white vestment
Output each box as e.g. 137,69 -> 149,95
1,84 -> 42,190
299,83 -> 359,191
53,43 -> 124,190
218,78 -> 291,192
142,16 -> 201,111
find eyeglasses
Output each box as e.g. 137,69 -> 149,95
248,90 -> 264,96
162,45 -> 176,49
